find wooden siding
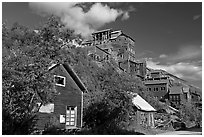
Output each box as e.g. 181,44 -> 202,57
36,64 -> 83,130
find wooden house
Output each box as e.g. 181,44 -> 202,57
131,93 -> 156,128
36,63 -> 87,130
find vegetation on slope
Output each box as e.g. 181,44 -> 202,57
3,16 -> 200,135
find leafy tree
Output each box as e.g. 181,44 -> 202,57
75,56 -> 157,133
3,15 -> 162,135
2,16 -> 77,134
179,100 -> 202,126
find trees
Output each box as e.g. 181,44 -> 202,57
3,16 -> 161,134
77,59 -> 157,134
82,65 -> 135,133
179,101 -> 202,127
2,16 -> 76,134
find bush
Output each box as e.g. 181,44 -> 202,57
2,109 -> 37,135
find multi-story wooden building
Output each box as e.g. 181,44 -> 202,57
145,69 -> 202,109
144,70 -> 170,100
82,28 -> 146,79
169,85 -> 183,108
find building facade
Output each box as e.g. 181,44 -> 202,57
82,28 -> 146,79
131,93 -> 156,128
144,69 -> 202,109
36,64 -> 87,130
144,70 -> 170,100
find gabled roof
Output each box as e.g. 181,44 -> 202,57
110,30 -> 135,42
121,33 -> 135,42
49,63 -> 88,93
132,93 -> 156,112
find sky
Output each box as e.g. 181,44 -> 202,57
2,2 -> 202,88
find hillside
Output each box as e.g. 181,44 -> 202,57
155,69 -> 201,96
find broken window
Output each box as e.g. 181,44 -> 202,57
54,75 -> 66,87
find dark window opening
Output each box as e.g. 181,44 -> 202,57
54,75 -> 65,87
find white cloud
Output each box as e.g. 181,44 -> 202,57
147,59 -> 202,81
159,54 -> 167,58
121,12 -> 129,20
158,46 -> 202,65
29,2 -> 130,38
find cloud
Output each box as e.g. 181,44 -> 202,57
29,2 -> 130,38
121,12 -> 129,20
159,54 -> 167,58
147,59 -> 202,81
193,14 -> 201,20
158,45 -> 202,64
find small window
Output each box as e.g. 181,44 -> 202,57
161,87 -> 166,90
54,75 -> 66,87
106,55 -> 109,60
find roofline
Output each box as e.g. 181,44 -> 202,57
92,28 -> 112,34
132,94 -> 157,112
49,63 -> 88,93
63,63 -> 88,93
134,107 -> 157,112
144,82 -> 168,85
95,46 -> 111,55
121,33 -> 135,42
48,64 -> 60,71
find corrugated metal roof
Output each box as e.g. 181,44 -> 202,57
132,94 -> 156,112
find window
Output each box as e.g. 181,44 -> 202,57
54,75 -> 66,87
148,88 -> 151,91
104,49 -> 109,52
120,54 -> 124,59
105,55 -> 109,60
66,106 -> 77,127
161,87 -> 166,90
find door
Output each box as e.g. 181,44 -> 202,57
66,106 -> 77,129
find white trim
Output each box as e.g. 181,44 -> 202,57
74,106 -> 77,127
54,75 -> 66,87
81,92 -> 83,128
